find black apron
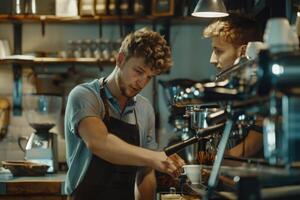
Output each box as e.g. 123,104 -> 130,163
72,81 -> 140,200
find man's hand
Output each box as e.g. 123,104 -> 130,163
151,152 -> 185,178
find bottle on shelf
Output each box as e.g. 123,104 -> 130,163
108,0 -> 117,15
95,0 -> 107,15
79,0 -> 95,16
12,0 -> 24,15
134,0 -> 144,16
119,0 -> 129,15
25,0 -> 37,15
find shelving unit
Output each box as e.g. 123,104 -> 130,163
0,57 -> 115,65
0,14 -> 154,23
0,13 -> 199,117
0,14 -> 205,24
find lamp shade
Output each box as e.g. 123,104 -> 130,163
192,0 -> 229,18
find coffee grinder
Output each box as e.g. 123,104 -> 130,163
18,94 -> 62,173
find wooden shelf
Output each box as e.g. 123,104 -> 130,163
0,14 -> 205,24
0,14 -> 166,23
0,57 -> 115,65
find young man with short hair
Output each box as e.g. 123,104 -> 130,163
203,15 -> 263,157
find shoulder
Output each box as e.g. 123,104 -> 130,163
135,94 -> 154,120
66,79 -> 105,113
68,79 -> 101,101
70,79 -> 100,96
135,94 -> 153,112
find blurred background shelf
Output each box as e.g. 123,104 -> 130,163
0,57 -> 115,65
0,14 -> 205,24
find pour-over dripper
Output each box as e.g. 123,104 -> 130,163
29,123 -> 55,133
23,94 -> 62,133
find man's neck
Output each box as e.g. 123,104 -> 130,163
105,71 -> 128,110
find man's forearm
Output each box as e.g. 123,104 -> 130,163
92,133 -> 157,167
79,117 -> 161,167
79,117 -> 185,177
136,169 -> 156,200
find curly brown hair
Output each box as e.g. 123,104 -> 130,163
119,28 -> 172,74
203,14 -> 262,47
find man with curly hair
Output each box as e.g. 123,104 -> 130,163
203,15 -> 263,157
64,28 -> 184,200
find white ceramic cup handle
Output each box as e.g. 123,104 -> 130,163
181,168 -> 187,175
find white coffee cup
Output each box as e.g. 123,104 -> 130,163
246,41 -> 266,60
263,18 -> 291,47
182,165 -> 202,184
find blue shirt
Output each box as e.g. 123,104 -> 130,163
103,84 -> 135,116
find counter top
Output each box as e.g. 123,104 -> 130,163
0,173 -> 66,195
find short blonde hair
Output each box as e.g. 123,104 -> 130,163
203,14 -> 262,47
120,28 -> 172,74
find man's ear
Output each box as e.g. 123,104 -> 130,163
117,52 -> 126,68
238,45 -> 247,57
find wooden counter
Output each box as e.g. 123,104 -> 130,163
0,173 -> 67,200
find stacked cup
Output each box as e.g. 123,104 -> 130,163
246,41 -> 266,60
263,18 -> 299,53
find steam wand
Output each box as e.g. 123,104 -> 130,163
164,123 -> 225,156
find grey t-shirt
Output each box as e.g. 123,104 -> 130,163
64,78 -> 158,195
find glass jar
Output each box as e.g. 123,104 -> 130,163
101,38 -> 110,61
67,40 -> 75,58
74,40 -> 83,58
92,39 -> 100,59
83,39 -> 92,58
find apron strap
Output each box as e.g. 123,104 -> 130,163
99,78 -> 139,131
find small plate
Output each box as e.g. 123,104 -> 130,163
2,160 -> 49,176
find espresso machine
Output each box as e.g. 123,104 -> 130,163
162,47 -> 300,200
159,78 -> 229,164
18,94 -> 62,173
258,50 -> 300,166
159,79 -> 207,164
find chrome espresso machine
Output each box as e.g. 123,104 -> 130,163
159,79 -> 222,165
159,79 -> 200,164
